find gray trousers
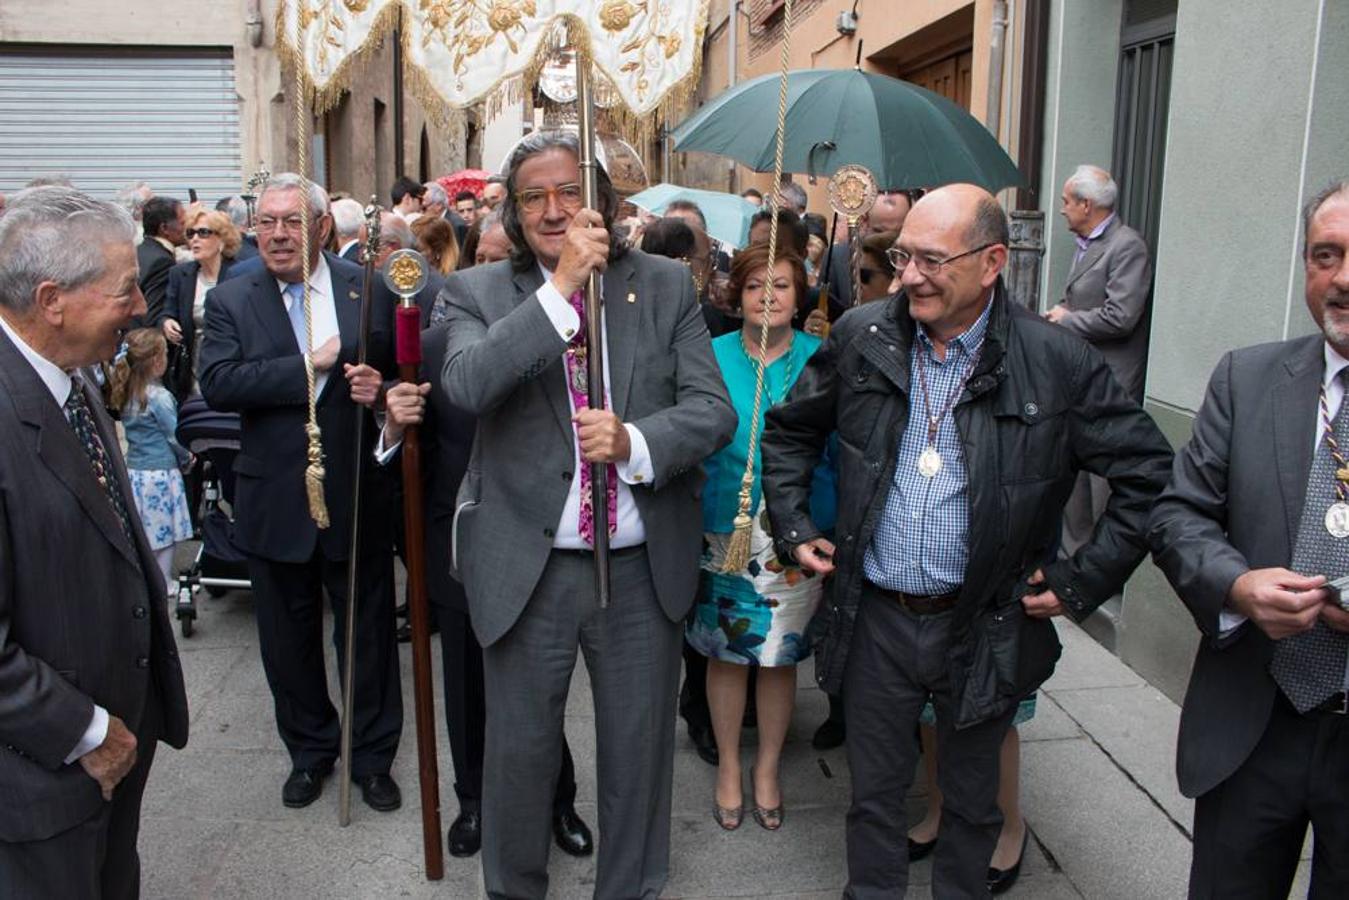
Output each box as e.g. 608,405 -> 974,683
481,547 -> 682,900
1061,471 -> 1110,557
843,586 -> 1017,899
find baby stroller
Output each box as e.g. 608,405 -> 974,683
174,395 -> 251,636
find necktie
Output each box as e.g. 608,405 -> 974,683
65,377 -> 142,565
563,291 -> 617,545
285,282 -> 309,353
1270,370 -> 1349,712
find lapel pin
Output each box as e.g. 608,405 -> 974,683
626,291 -> 636,304
349,290 -> 360,301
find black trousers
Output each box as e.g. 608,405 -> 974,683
246,548 -> 402,776
0,684 -> 163,899
1190,693 -> 1349,898
843,587 -> 1016,900
435,602 -> 578,813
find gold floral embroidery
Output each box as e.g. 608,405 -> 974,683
598,0 -> 637,32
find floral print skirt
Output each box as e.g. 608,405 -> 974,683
128,467 -> 194,551
686,519 -> 824,667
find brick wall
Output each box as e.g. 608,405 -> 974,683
747,0 -> 828,60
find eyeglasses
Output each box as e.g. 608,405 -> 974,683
887,242 -> 997,277
185,227 -> 217,239
514,183 -> 584,214
255,216 -> 309,233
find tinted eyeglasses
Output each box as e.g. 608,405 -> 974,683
514,183 -> 584,214
185,227 -> 217,239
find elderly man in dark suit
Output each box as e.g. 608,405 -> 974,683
198,173 -> 404,814
0,186 -> 189,897
1047,165 -> 1153,554
440,130 -> 736,899
136,196 -> 186,326
1149,180 -> 1349,898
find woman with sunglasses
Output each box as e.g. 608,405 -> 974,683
158,208 -> 241,398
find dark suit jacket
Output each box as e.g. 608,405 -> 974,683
1056,217 -> 1152,401
234,234 -> 259,261
159,257 -> 237,362
339,240 -> 362,263
441,251 -> 737,646
1148,334 -> 1323,798
197,256 -> 397,563
0,331 -> 189,842
419,324 -> 476,615
136,238 -> 177,326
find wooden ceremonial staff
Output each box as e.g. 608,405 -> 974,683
390,252 -> 444,879
337,203 -> 381,827
576,53 -> 612,609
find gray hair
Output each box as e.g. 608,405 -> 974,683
0,186 -> 135,313
423,182 -> 448,207
777,181 -> 809,214
478,207 -> 504,235
258,172 -> 329,218
380,212 -> 414,249
116,181 -> 153,219
331,198 -> 365,240
1303,179 -> 1349,255
24,175 -> 74,189
967,195 -> 1010,249
500,130 -> 623,271
1066,165 -> 1118,209
215,194 -> 250,229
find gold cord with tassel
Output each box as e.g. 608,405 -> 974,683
721,0 -> 794,573
293,8 -> 329,529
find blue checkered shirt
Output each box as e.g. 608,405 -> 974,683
862,303 -> 991,594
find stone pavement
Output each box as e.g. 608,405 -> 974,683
138,582 -> 1305,899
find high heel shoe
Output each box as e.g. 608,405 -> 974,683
987,826 -> 1028,895
749,767 -> 784,831
713,802 -> 743,831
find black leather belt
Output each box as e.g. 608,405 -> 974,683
552,544 -> 646,560
1313,691 -> 1348,716
868,582 -> 961,615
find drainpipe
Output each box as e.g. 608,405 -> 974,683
986,0 -> 1009,135
245,0 -> 264,48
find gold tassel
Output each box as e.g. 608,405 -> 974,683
304,423 -> 330,529
720,478 -> 756,574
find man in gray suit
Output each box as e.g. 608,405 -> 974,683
1047,165 -> 1153,552
0,186 -> 189,896
440,130 -> 736,899
1148,180 -> 1349,897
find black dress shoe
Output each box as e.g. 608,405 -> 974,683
552,806 -> 594,857
397,620 -> 440,643
987,830 -> 1028,895
688,723 -> 719,766
907,835 -> 937,861
354,773 -> 402,812
447,808 -> 482,857
282,767 -> 330,808
811,718 -> 846,750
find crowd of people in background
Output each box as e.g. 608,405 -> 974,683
2,144 -> 1347,900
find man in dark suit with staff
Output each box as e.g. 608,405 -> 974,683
0,185 -> 189,897
198,173 -> 404,814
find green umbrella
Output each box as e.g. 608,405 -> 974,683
671,68 -> 1024,193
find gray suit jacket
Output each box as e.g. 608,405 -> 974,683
0,330 -> 189,841
440,250 -> 736,647
1057,217 -> 1152,400
1148,334 -> 1321,798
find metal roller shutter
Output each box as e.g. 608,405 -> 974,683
0,46 -> 242,202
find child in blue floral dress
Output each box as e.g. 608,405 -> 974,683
110,328 -> 193,600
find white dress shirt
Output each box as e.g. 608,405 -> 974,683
1220,342 -> 1349,696
0,314 -> 110,764
277,254 -> 341,397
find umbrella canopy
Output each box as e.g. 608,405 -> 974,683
627,183 -> 759,248
438,168 -> 492,199
671,68 -> 1024,194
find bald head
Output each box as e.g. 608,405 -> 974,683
866,192 -> 912,236
909,184 -> 1009,249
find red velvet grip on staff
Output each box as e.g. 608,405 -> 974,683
396,305 -> 422,366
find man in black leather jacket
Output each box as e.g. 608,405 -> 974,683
762,184 -> 1172,898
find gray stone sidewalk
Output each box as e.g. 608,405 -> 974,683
138,584 -> 1282,899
